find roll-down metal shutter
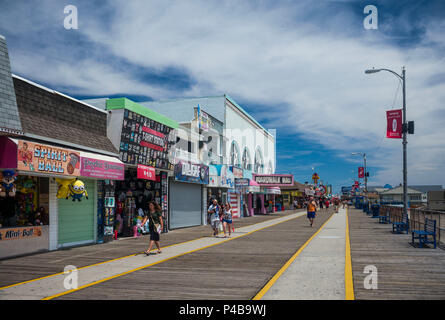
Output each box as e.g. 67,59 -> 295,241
169,181 -> 202,229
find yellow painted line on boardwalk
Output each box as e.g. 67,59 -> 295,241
345,207 -> 355,300
41,213 -> 305,300
0,236 -> 206,291
252,212 -> 335,300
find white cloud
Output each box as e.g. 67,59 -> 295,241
3,0 -> 445,187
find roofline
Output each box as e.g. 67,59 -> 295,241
12,74 -> 108,115
0,34 -> 5,40
22,132 -> 119,158
224,94 -> 274,139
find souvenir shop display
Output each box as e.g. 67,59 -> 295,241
114,168 -> 167,238
97,180 -> 116,243
119,110 -> 176,171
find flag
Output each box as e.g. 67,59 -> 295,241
358,167 -> 364,178
386,109 -> 403,139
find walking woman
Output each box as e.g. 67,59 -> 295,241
141,201 -> 164,255
222,203 -> 233,238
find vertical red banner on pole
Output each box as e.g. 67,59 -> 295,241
358,167 -> 364,178
386,109 -> 403,139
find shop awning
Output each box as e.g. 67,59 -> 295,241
79,151 -> 125,180
0,137 -> 18,169
248,179 -> 261,193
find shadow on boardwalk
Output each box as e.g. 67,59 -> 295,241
349,208 -> 445,300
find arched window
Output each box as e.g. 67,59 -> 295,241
254,147 -> 264,174
230,141 -> 241,167
242,147 -> 251,171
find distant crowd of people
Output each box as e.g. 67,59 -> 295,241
299,196 -> 348,227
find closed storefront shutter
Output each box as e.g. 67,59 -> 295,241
58,179 -> 95,246
169,181 -> 202,229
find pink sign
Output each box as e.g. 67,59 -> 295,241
137,164 -> 156,181
80,157 -> 124,180
386,109 -> 403,139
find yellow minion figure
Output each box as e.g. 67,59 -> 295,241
68,178 -> 88,201
55,178 -> 76,199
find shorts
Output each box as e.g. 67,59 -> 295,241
223,219 -> 232,224
307,212 -> 316,219
211,220 -> 220,229
149,225 -> 160,241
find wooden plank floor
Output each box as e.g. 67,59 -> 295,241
53,210 -> 334,300
349,208 -> 445,300
0,210 -> 300,288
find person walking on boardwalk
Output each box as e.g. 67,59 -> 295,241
222,203 -> 233,238
307,196 -> 317,227
208,198 -> 221,237
141,201 -> 164,255
333,198 -> 340,213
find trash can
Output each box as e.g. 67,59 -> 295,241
371,204 -> 380,217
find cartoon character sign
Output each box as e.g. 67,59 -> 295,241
0,170 -> 17,197
67,179 -> 88,201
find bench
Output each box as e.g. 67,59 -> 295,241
411,218 -> 437,249
377,209 -> 391,224
392,213 -> 409,234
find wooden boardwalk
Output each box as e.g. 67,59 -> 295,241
0,210 -> 305,289
52,210 -> 334,300
349,208 -> 445,300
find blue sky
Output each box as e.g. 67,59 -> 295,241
1,0 -> 444,193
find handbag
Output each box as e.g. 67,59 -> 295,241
150,212 -> 162,234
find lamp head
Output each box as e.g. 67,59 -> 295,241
365,68 -> 380,74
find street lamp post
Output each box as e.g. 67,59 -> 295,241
365,67 -> 407,217
351,152 -> 367,194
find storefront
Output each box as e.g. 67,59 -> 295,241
169,160 -> 209,229
0,138 -> 123,258
207,165 -> 235,206
253,174 -> 294,213
106,98 -> 178,235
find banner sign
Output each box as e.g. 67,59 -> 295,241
231,166 -> 243,179
0,226 -> 42,241
342,186 -> 352,194
253,174 -> 293,186
358,167 -> 364,179
137,164 -> 156,181
119,110 -> 176,170
80,157 -> 125,180
386,109 -> 403,139
174,160 -> 209,185
235,178 -> 249,187
17,140 -> 80,176
305,188 -> 315,196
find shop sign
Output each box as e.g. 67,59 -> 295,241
174,160 -> 209,185
137,164 -> 156,181
119,110 -> 176,170
266,188 -> 281,195
0,226 -> 42,241
305,188 -> 315,196
216,165 -> 234,188
253,174 -> 293,186
17,140 -> 80,176
235,178 -> 249,187
231,166 -> 243,178
80,157 -> 125,180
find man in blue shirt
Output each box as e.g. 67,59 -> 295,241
208,199 -> 221,237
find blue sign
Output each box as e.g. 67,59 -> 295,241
174,160 -> 209,184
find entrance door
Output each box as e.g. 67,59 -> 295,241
58,179 -> 95,247
169,181 -> 202,229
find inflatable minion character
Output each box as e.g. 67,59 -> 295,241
55,178 -> 76,199
67,178 -> 88,202
0,169 -> 17,197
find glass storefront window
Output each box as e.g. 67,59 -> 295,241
0,176 -> 49,228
